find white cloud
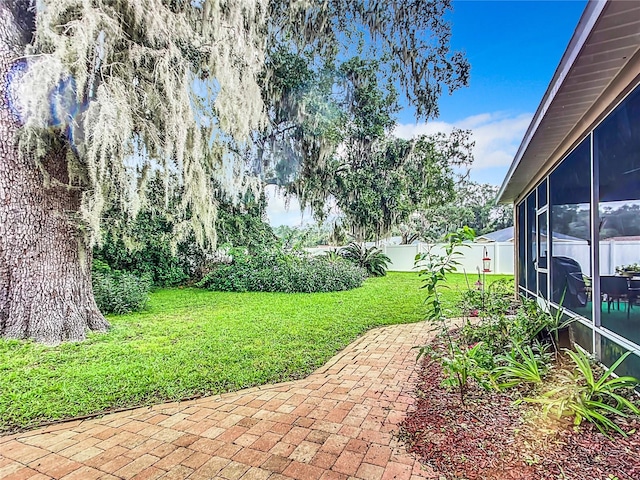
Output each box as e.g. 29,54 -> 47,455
394,120 -> 454,138
394,111 -> 532,170
264,184 -> 314,227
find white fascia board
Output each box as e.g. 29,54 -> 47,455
497,0 -> 607,204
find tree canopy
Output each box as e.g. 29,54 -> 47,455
264,53 -> 473,242
14,0 -> 468,249
397,181 -> 514,242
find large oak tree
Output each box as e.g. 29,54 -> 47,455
0,0 -> 468,344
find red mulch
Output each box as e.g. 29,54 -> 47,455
400,356 -> 640,480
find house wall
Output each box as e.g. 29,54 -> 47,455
514,80 -> 640,379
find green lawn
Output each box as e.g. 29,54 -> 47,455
0,272 -> 511,433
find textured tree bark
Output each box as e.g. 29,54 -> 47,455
0,2 -> 109,344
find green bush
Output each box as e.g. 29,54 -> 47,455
94,230 -> 190,287
457,288 -> 484,316
94,175 -> 276,287
197,248 -> 366,293
461,297 -> 553,357
92,267 -> 152,315
457,278 -> 516,316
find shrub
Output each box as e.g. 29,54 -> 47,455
414,226 -> 481,405
461,297 -> 553,357
92,265 -> 152,315
457,277 -> 516,317
95,231 -> 190,287
94,176 -> 276,287
339,242 -> 391,276
491,343 -> 550,390
457,288 -> 484,316
323,249 -> 342,262
197,248 -> 366,293
525,350 -> 640,436
92,259 -> 112,275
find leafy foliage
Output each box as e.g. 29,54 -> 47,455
91,263 -> 151,315
11,0 -> 470,255
94,176 -> 276,286
339,242 -> 391,277
294,129 -> 473,241
17,1 -> 273,249
323,249 -> 343,263
94,227 -> 190,288
457,277 -> 516,317
491,343 -> 550,390
272,224 -> 333,249
525,350 -> 640,436
416,226 -> 476,332
214,191 -> 277,253
399,181 -> 514,242
197,248 -> 366,293
264,52 -> 473,242
456,288 -> 484,316
414,241 -> 639,436
261,1 -> 470,193
461,299 -> 550,356
455,282 -> 640,436
414,226 -> 478,404
439,342 -> 493,393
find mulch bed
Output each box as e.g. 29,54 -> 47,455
400,355 -> 640,480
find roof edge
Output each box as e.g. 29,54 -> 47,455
497,0 -> 607,204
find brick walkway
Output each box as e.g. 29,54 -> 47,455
0,322 -> 437,480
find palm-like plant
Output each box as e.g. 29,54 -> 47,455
525,350 -> 640,436
491,343 -> 550,390
339,242 -> 391,276
323,249 -> 343,263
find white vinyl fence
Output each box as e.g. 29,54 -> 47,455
307,242 -> 515,275
309,239 -> 640,277
382,242 -> 514,275
552,240 -> 640,276
384,240 -> 640,276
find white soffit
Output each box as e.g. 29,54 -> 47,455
498,0 -> 640,203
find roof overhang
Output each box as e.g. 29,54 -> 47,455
498,0 -> 640,204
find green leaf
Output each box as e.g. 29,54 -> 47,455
595,351 -> 634,390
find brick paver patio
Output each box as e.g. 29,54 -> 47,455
0,322 -> 438,480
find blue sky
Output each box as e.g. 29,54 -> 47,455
267,0 -> 588,226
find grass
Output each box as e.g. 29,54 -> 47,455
0,272 -> 511,433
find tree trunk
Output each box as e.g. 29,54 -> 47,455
0,3 -> 108,344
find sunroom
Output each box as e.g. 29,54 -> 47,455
498,0 -> 640,378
